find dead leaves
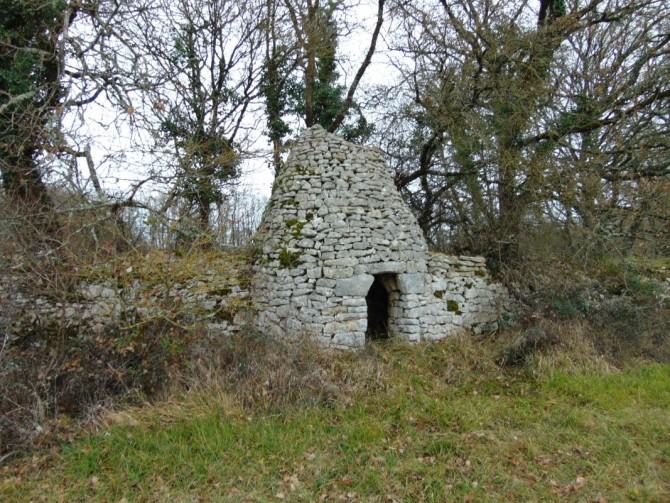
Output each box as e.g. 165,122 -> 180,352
550,475 -> 589,495
274,472 -> 302,500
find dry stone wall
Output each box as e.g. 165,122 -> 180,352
0,270 -> 250,349
252,125 -> 512,348
1,127 -> 512,352
392,254 -> 510,342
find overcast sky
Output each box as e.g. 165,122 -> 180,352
64,1 -> 393,203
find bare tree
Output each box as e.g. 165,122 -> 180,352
382,0 -> 669,263
93,0 -> 266,241
260,0 -> 386,174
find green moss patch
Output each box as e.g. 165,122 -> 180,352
278,248 -> 300,268
447,300 -> 462,314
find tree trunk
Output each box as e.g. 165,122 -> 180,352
0,138 -> 58,234
304,1 -> 318,127
497,143 -> 522,264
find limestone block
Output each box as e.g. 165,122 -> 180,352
293,286 -> 313,296
330,331 -> 363,348
335,311 -> 366,322
285,318 -> 303,332
291,294 -> 310,308
81,284 -> 117,300
347,306 -> 367,314
342,297 -> 367,307
323,266 -> 354,279
367,261 -> 405,274
324,257 -> 358,268
396,318 -> 419,326
397,273 -> 426,294
297,239 -> 315,248
324,319 -> 366,336
334,274 -> 374,296
432,278 -> 447,291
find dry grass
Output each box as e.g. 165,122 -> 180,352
0,243 -> 253,458
185,330 -> 344,410
520,321 -> 615,377
2,329 -> 669,502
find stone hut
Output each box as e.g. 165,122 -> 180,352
252,125 -> 510,348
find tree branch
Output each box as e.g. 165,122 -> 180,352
0,91 -> 36,114
328,0 -> 385,132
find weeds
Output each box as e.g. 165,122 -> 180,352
186,330 -> 342,410
0,317 -> 195,457
1,337 -> 668,502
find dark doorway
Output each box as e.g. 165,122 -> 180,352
366,276 -> 390,340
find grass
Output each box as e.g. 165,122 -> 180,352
2,338 -> 669,502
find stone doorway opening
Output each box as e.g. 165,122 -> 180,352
366,274 -> 393,340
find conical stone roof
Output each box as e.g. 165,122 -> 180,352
256,125 -> 427,273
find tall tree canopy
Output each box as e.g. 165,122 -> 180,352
0,0 -> 69,225
0,0 -> 667,258
379,0 -> 669,263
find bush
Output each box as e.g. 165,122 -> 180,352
499,325 -> 559,366
497,320 -> 615,376
186,330 -> 342,411
0,312 -> 196,458
502,223 -> 670,367
550,286 -> 590,319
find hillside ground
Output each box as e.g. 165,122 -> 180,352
2,242 -> 669,501
2,330 -> 669,502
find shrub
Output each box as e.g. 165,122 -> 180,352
0,316 -> 195,457
550,287 -> 590,319
186,330 -> 341,411
499,325 -> 559,366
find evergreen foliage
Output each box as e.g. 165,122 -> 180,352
0,0 -> 65,214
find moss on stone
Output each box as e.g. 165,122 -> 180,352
281,195 -> 300,208
244,243 -> 264,265
214,305 -> 235,322
293,223 -> 305,238
285,218 -> 306,238
434,290 -> 445,299
294,164 -> 316,176
447,300 -> 461,314
209,286 -> 232,296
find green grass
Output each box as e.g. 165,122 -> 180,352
2,342 -> 669,502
